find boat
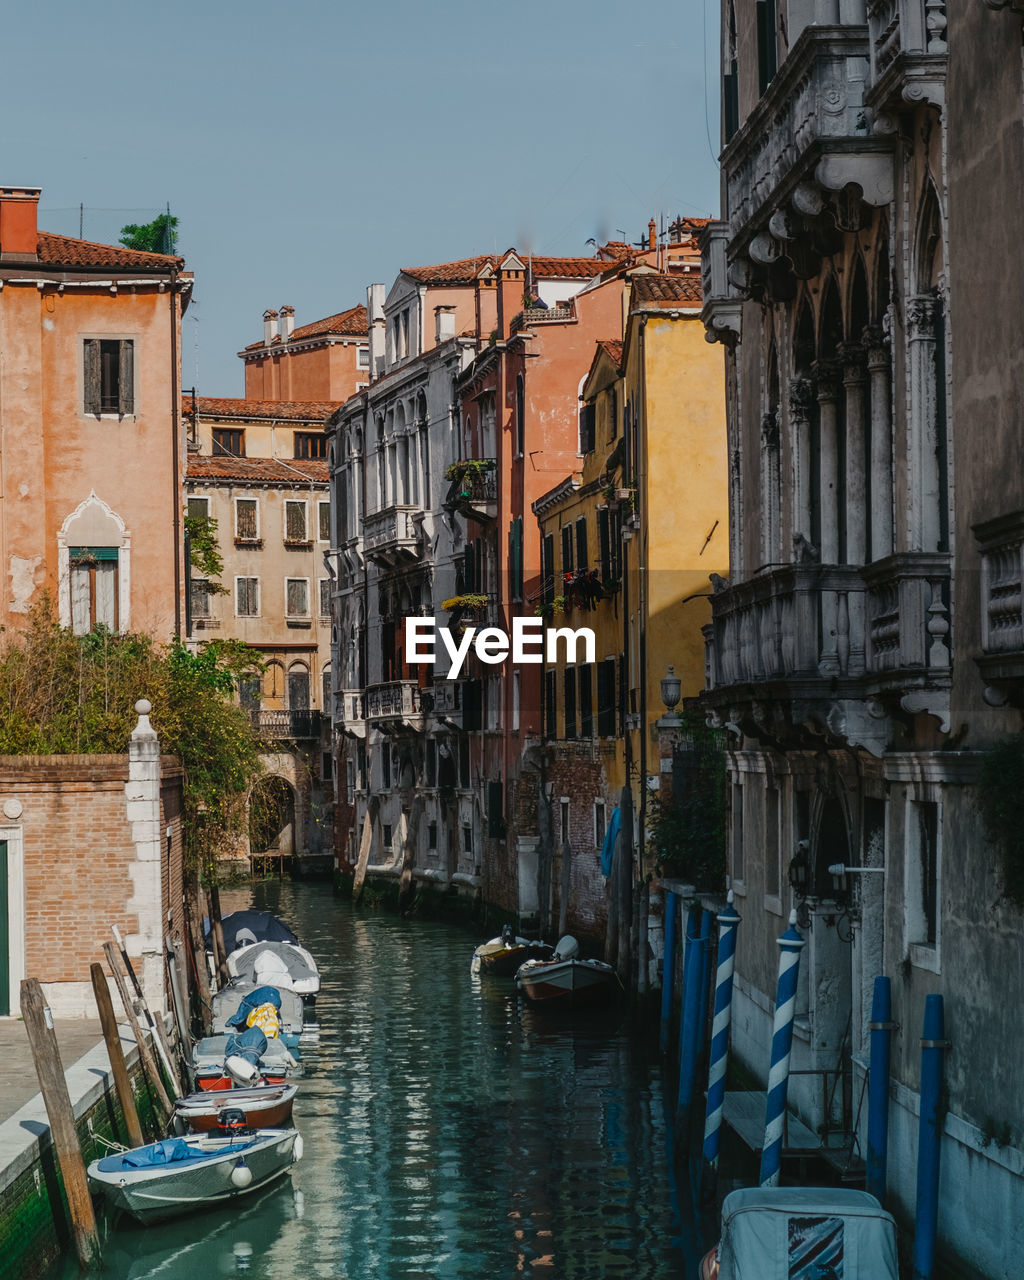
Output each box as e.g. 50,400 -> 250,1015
699,1186 -> 899,1279
471,925 -> 554,977
86,1112 -> 302,1225
172,1083 -> 298,1134
207,910 -> 299,955
211,981 -> 311,1049
514,936 -> 618,1008
226,939 -> 321,1025
192,1028 -> 301,1092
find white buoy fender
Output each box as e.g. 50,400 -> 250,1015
231,1159 -> 254,1188
293,1132 -> 304,1161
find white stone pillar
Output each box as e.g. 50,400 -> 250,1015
125,698 -> 167,1014
817,363 -> 842,564
864,327 -> 894,561
907,295 -> 940,552
841,343 -> 867,565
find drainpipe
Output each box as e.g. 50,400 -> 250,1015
170,266 -> 182,638
913,994 -> 949,1280
636,313 -> 649,995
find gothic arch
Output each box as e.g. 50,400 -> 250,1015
848,255 -> 870,341
818,274 -> 843,358
57,492 -> 131,631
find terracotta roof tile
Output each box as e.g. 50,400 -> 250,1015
244,304 -> 367,351
183,396 -> 342,422
529,256 -> 610,279
596,339 -> 624,367
186,456 -> 329,485
35,231 -> 183,271
630,274 -> 703,306
401,256 -> 495,285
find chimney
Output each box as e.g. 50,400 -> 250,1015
263,308 -> 279,345
435,306 -> 456,345
0,186 -> 41,260
648,218 -> 657,251
280,305 -> 295,339
496,257 -> 525,341
367,283 -> 387,378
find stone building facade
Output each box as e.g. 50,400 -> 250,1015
701,2 -> 1024,1272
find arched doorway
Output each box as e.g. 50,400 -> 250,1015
249,775 -> 296,875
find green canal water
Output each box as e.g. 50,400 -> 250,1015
49,880 -> 717,1279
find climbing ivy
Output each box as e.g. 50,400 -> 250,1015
185,512 -> 228,595
647,711 -> 727,892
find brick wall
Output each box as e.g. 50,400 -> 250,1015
549,745 -> 610,943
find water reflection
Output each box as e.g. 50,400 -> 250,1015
47,881 -> 713,1279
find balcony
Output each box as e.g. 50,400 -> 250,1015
443,460 -> 498,524
510,305 -> 575,335
716,26 -> 893,303
704,554 -> 951,750
253,709 -> 322,740
866,0 -> 946,113
974,511 -> 1024,704
363,505 -> 423,567
336,689 -> 366,738
365,680 -> 422,724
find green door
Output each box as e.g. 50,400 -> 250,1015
0,842 -> 8,1016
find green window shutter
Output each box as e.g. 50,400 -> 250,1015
118,340 -> 134,415
83,339 -> 101,415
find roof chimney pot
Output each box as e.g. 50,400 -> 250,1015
648,218 -> 657,251
280,305 -> 295,339
263,308 -> 279,345
0,186 -> 41,260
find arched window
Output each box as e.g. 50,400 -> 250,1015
287,662 -> 310,711
263,660 -> 286,710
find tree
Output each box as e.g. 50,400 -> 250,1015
119,213 -> 178,255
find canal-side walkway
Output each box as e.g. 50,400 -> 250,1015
0,1018 -> 104,1126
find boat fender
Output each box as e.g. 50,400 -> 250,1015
230,1159 -> 253,1189
293,1132 -> 304,1161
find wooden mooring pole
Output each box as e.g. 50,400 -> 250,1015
19,978 -> 102,1271
102,941 -> 174,1120
90,963 -> 144,1148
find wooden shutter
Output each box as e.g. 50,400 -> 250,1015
83,339 -> 101,415
561,525 -> 573,575
598,508 -> 611,582
118,340 -> 134,414
576,518 -> 588,570
579,664 -> 593,738
564,669 -> 576,740
285,501 -> 307,542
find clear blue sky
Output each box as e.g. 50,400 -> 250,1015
4,0 -> 721,396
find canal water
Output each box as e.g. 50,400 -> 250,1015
49,880 -> 716,1279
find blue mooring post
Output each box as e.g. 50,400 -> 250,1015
677,906 -> 705,1124
759,910 -> 806,1187
866,976 -> 893,1201
660,891 -> 678,1055
702,891 -> 742,1170
913,994 -> 948,1280
695,909 -> 713,1067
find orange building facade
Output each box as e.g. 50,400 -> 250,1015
239,304 -> 369,402
0,185 -> 191,640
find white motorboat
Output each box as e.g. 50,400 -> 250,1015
87,1118 -> 302,1225
700,1186 -> 899,1279
514,936 -> 618,1008
192,1030 -> 301,1092
172,1083 -> 298,1134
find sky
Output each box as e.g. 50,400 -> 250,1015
4,0 -> 721,397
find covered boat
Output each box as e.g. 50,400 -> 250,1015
211,981 -> 311,1049
172,1083 -> 298,1134
515,936 -> 618,1008
192,1027 -> 301,1092
227,940 -> 320,1000
700,1187 -> 899,1280
471,924 -> 554,977
87,1117 -> 302,1225
208,910 -> 299,954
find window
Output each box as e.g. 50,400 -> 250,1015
756,0 -> 778,94
578,665 -> 593,738
287,665 -> 310,709
907,799 -> 940,959
190,578 -> 211,620
321,665 -> 331,710
509,517 -> 524,601
187,496 -> 210,520
318,501 -> 331,541
239,676 -> 260,709
322,751 -> 333,788
561,525 -> 574,576
563,669 -> 576,740
383,823 -> 393,851
542,534 -> 555,604
579,401 -> 596,454
83,338 -> 133,415
357,345 -> 370,368
382,744 -> 391,788
213,428 -> 245,457
560,799 -> 570,846
428,822 -> 438,849
594,800 -> 606,848
575,518 -> 588,570
294,432 -> 328,460
286,578 -> 310,617
463,824 -> 473,854
596,659 -> 617,737
235,498 -> 259,542
70,547 -> 118,634
284,500 -> 309,543
235,576 -> 259,617
608,385 -> 617,441
319,579 -> 331,619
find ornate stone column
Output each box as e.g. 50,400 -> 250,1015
840,342 -> 868,565
788,376 -> 814,557
816,361 -> 842,564
864,326 -> 893,561
761,410 -> 781,568
907,295 -> 941,552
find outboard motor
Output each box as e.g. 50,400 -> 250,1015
501,924 -> 514,946
553,935 -> 580,960
216,1107 -> 254,1139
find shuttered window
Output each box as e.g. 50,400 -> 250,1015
319,579 -> 330,618
578,665 -> 593,738
235,577 -> 259,617
319,501 -> 331,541
596,659 -> 617,737
213,428 -> 245,457
575,518 -> 588,570
235,498 -> 259,541
294,432 -> 327,459
190,579 -> 211,619
541,533 -> 555,604
561,525 -> 573,576
285,500 -> 308,543
83,338 -> 134,415
285,578 -> 310,617
564,669 -> 577,740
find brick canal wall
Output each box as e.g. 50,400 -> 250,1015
0,1031 -> 161,1280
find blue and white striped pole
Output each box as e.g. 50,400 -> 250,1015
702,891 -> 742,1169
759,910 -> 806,1187
677,907 -> 706,1123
